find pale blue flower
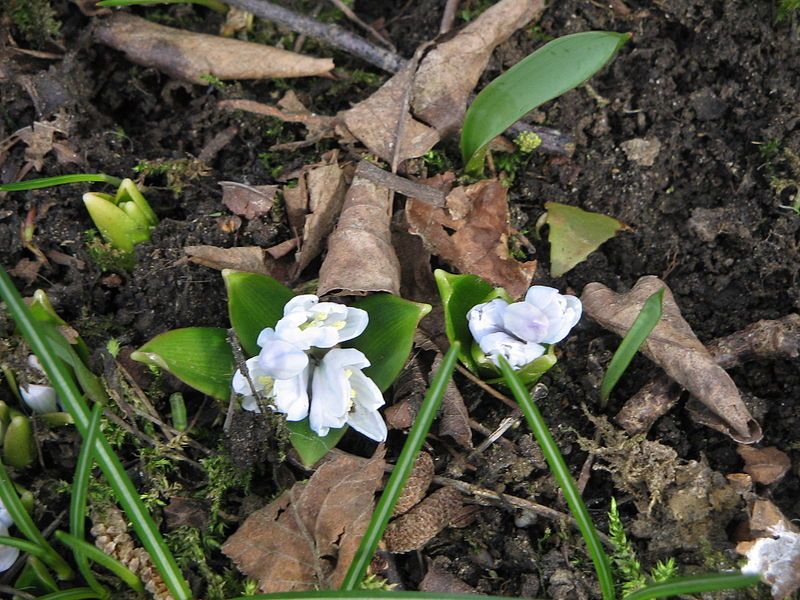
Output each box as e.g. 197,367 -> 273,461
0,501 -> 18,572
20,384 -> 58,414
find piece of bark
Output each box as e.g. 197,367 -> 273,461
340,61 -> 440,164
411,0 -> 545,136
296,162 -> 350,273
223,450 -> 385,592
95,13 -> 334,84
393,452 -> 434,517
431,353 -> 473,449
383,487 -> 468,553
582,276 -> 762,443
317,163 -> 401,296
737,446 -> 792,486
406,179 -> 536,299
616,314 -> 800,435
220,181 -> 277,219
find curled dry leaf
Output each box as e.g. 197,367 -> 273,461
411,0 -> 545,136
223,449 -> 385,592
220,182 -> 277,220
184,245 -> 290,282
407,179 -> 536,299
95,14 -> 334,84
393,452 -> 434,516
383,487 -> 469,553
385,356 -> 427,430
431,353 -> 473,449
318,162 -> 401,296
581,276 -> 762,444
737,446 -> 791,486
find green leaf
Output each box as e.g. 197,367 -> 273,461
83,193 -> 150,253
344,294 -> 431,392
624,572 -> 761,600
600,289 -> 663,404
223,270 -> 295,357
117,179 -> 158,227
55,531 -> 144,595
0,173 -> 122,192
131,328 -> 234,400
544,201 -> 625,277
461,31 -> 630,174
434,270 -> 494,371
286,420 -> 347,468
15,556 -> 60,595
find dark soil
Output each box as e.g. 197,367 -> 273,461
1,0 -> 798,598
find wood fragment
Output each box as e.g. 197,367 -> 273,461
439,0 -> 461,34
357,160 -> 445,206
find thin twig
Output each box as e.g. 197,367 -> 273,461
439,0 -> 460,34
327,0 -> 397,51
468,418 -> 517,453
224,0 -> 405,72
356,160 -> 445,206
469,412 -> 522,458
455,364 -> 517,409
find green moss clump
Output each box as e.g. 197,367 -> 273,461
3,0 -> 61,48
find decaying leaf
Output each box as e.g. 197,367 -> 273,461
737,446 -> 791,486
318,162 -> 401,296
411,0 -> 545,136
184,245 -> 290,282
385,356 -> 427,430
383,487 -> 469,553
223,449 -> 385,592
581,276 -> 762,443
95,14 -> 334,84
340,60 -> 440,163
407,179 -> 536,299
296,161 -> 351,273
393,452 -> 434,516
282,173 -> 309,234
431,353 -> 472,449
543,201 -> 626,277
220,181 -> 277,219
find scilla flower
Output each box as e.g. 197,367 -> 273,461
0,500 -> 19,571
309,348 -> 386,442
232,357 -> 309,421
20,355 -> 59,414
275,295 -> 368,350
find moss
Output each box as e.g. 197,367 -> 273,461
3,0 -> 61,49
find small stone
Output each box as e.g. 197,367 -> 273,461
620,138 -> 661,166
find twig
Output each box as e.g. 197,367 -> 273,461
469,412 -> 522,457
439,0 -> 460,34
356,160 -> 445,206
455,364 -> 518,410
224,0 -> 406,72
390,43 -> 431,174
327,0 -> 397,51
468,418 -> 517,453
507,122 -> 576,156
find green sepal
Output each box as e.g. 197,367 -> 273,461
4,414 -> 35,468
15,556 -> 60,595
118,178 -> 158,226
131,327 -> 235,401
223,270 -> 295,357
286,419 -> 347,467
344,294 -> 431,392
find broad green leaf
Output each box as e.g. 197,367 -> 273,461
131,327 -> 234,400
286,419 -> 347,467
223,270 -> 295,357
461,31 -> 630,174
344,294 -> 431,392
544,201 -> 625,277
434,270 -> 494,371
600,289 -> 663,404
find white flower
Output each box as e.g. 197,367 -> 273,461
232,357 -> 309,421
0,501 -> 18,572
275,295 -> 368,350
19,384 -> 58,414
309,348 -> 386,442
478,332 -> 545,369
742,523 -> 800,599
467,298 -> 509,341
256,328 -> 308,379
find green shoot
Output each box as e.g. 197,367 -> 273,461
0,174 -> 122,191
607,498 -> 646,596
55,531 -> 144,594
498,355 -> 615,600
83,178 -> 157,253
169,393 -> 188,431
97,0 -> 229,14
600,289 -> 664,404
37,589 -> 105,600
339,342 -> 461,591
0,266 -> 192,600
649,558 -> 676,583
625,572 -> 760,599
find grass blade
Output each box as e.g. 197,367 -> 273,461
599,288 -> 664,404
69,403 -> 109,598
625,572 -> 761,599
498,355 -> 615,600
0,267 -> 191,600
0,174 -> 122,192
0,462 -> 73,579
339,342 -> 461,591
38,589 -> 104,600
97,0 -> 229,12
55,532 -> 145,594
0,535 -> 65,568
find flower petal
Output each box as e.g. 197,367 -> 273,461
348,403 -> 387,442
258,336 -> 308,379
274,365 -> 310,421
0,524 -> 19,572
524,285 -> 560,307
309,354 -> 350,437
467,299 -> 508,343
20,384 -> 58,414
240,395 -> 262,413
283,294 -> 318,316
336,307 -> 369,343
479,332 -> 544,369
232,357 -> 266,396
350,371 -> 384,410
502,302 -> 549,343
0,502 -> 13,529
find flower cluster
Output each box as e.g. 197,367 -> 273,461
231,295 -> 387,442
467,286 -> 582,369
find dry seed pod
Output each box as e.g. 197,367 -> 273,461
392,452 -> 434,516
383,487 -> 466,553
91,506 -> 173,600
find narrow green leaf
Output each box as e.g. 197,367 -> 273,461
38,589 -> 105,600
499,356 -> 615,600
286,420 -> 347,468
344,294 -> 431,392
97,0 -> 229,13
340,342 -> 460,591
55,532 -> 144,594
29,289 -> 91,363
625,572 -> 761,600
600,289 -> 663,404
223,270 -> 295,357
0,267 -> 192,599
0,535 -> 59,564
461,31 -> 630,174
0,174 -> 122,192
544,202 -> 625,277
434,270 -> 494,372
15,556 -> 60,594
131,327 -> 235,401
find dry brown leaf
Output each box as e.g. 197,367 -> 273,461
223,449 -> 385,592
9,258 -> 43,284
220,181 -> 277,219
737,446 -> 791,485
184,245 -> 290,282
393,452 -> 434,517
282,175 -> 309,234
411,0 -> 545,136
296,162 -> 350,273
406,179 -> 536,299
340,61 -> 439,163
95,14 -> 334,84
431,353 -> 472,449
581,276 -> 762,444
385,357 -> 427,430
383,487 -> 467,553
318,163 -> 401,296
